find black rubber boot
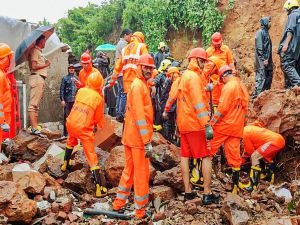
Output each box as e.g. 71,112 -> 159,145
203,193 -> 220,205
232,168 -> 240,194
241,166 -> 261,192
262,162 -> 275,184
184,191 -> 197,202
91,167 -> 108,197
61,146 -> 73,172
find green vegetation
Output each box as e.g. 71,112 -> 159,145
56,0 -> 226,57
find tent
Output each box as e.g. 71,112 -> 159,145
95,43 -> 116,51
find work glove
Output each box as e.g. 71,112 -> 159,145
205,83 -> 214,91
144,143 -> 153,158
205,124 -> 213,140
1,123 -> 10,132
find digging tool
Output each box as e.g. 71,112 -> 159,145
84,208 -> 133,220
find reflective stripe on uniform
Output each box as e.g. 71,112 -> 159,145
122,63 -> 137,71
118,185 -> 131,193
0,104 -> 3,109
117,193 -> 129,200
134,194 -> 149,201
194,103 -> 205,110
211,117 -> 218,123
139,129 -> 148,135
136,120 -> 147,126
0,112 -> 3,117
215,111 -> 223,118
135,202 -> 148,209
197,112 -> 208,119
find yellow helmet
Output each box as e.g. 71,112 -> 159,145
284,0 -> 299,11
158,42 -> 167,50
158,59 -> 172,72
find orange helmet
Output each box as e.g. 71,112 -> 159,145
212,32 -> 222,45
133,31 -> 145,43
137,54 -> 155,68
208,56 -> 226,70
188,48 -> 207,60
0,43 -> 13,59
86,71 -> 104,91
80,52 -> 92,64
166,66 -> 180,78
218,65 -> 233,77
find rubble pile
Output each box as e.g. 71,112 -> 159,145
0,108 -> 299,224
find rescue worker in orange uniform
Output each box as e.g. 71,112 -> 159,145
240,121 -> 285,191
206,32 -> 235,69
203,55 -> 227,110
0,43 -> 13,150
175,48 -> 219,204
112,54 -> 155,219
75,53 -> 100,88
109,32 -> 148,107
61,71 -> 107,197
210,65 -> 249,194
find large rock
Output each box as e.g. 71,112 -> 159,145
39,154 -> 64,178
0,181 -> 37,223
154,165 -> 184,192
150,143 -> 180,171
95,116 -> 122,151
5,130 -> 37,161
105,146 -> 156,187
151,185 -> 175,201
64,167 -> 104,194
0,163 -> 17,181
12,163 -> 46,194
27,138 -> 51,160
73,147 -> 110,171
220,193 -> 251,225
41,128 -> 62,140
249,88 -> 300,141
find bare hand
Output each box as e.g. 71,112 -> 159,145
282,44 -> 288,53
263,60 -> 268,67
45,59 -> 51,66
151,87 -> 156,97
61,101 -> 66,107
162,111 -> 169,120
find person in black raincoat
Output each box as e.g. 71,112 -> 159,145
278,0 -> 300,88
93,51 -> 110,79
252,17 -> 273,99
60,64 -> 78,137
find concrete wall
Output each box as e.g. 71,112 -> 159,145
15,50 -> 69,124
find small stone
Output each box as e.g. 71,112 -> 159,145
185,197 -> 202,206
153,212 -> 166,221
51,202 -> 59,213
44,214 -> 57,225
57,211 -> 67,220
67,213 -> 78,222
187,203 -> 198,215
34,194 -> 44,202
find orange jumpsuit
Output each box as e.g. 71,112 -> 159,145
0,69 -> 12,142
113,69 -> 153,217
243,125 -> 285,162
176,59 -> 210,158
210,77 -> 249,168
206,44 -> 235,69
77,65 -> 99,88
66,87 -> 105,168
112,40 -> 148,93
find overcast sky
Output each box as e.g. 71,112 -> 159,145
0,0 -> 102,24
